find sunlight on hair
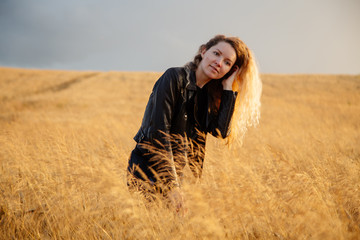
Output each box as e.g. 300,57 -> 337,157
228,49 -> 262,146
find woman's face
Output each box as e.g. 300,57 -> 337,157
199,41 -> 237,80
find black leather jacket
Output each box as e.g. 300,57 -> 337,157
133,65 -> 237,184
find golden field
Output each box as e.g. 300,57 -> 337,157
0,66 -> 359,239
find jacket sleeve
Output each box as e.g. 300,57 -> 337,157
208,90 -> 238,138
145,68 -> 180,187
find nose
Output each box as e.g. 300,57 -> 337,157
215,58 -> 222,67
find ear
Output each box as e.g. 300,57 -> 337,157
200,46 -> 207,58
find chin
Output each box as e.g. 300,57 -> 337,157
211,74 -> 224,80
206,71 -> 221,80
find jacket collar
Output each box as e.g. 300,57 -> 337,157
184,64 -> 197,91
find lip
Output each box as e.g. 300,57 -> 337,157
210,65 -> 219,74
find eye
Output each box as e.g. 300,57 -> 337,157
225,61 -> 232,66
213,51 -> 219,56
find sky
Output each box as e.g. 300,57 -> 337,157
0,0 -> 359,74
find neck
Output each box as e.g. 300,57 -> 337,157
195,68 -> 211,88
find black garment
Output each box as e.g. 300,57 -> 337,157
127,65 -> 237,191
187,84 -> 208,132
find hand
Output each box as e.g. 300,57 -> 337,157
222,66 -> 239,90
168,187 -> 186,216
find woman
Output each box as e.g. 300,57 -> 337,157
127,35 -> 262,211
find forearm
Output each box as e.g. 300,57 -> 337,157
209,90 -> 238,138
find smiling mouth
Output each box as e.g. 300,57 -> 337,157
210,65 -> 219,73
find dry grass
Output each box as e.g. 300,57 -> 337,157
0,67 -> 359,239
